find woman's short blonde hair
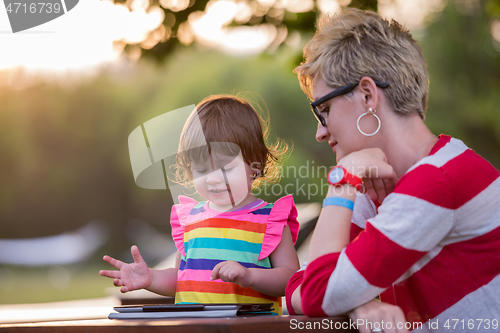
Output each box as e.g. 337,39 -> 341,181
295,8 -> 429,119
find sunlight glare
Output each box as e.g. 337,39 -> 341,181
281,0 -> 314,13
189,0 -> 277,55
0,0 -> 454,73
131,0 -> 150,11
492,20 -> 500,53
233,1 -> 253,23
317,0 -> 341,14
0,0 -> 164,73
178,21 -> 195,45
220,25 -> 277,55
379,0 -> 446,29
257,0 -> 276,9
0,298 -> 119,324
160,0 -> 190,12
205,0 -> 238,25
492,20 -> 500,43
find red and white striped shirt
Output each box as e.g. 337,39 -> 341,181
286,135 -> 500,332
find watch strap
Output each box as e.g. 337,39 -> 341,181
328,166 -> 363,191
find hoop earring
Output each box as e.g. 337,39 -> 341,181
357,108 -> 381,136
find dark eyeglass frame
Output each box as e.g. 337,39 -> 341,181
310,80 -> 390,127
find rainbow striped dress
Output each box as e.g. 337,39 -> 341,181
170,194 -> 299,315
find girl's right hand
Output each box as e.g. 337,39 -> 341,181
99,245 -> 152,293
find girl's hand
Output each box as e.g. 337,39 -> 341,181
348,299 -> 410,333
99,245 -> 152,293
211,260 -> 252,288
339,148 -> 398,203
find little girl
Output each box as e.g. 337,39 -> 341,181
100,95 -> 300,314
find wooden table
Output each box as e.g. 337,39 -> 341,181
0,316 -> 359,332
0,297 -> 359,332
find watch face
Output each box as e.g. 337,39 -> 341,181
328,167 -> 345,184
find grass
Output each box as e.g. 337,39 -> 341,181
0,263 -> 114,304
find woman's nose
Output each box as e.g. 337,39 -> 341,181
316,122 -> 329,142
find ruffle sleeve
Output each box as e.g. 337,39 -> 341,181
170,195 -> 198,256
258,194 -> 299,260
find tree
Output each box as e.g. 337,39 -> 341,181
112,0 -> 378,61
422,0 -> 500,167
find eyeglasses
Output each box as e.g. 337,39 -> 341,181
310,80 -> 390,127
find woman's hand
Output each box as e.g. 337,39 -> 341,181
211,260 -> 253,288
99,245 -> 152,293
339,148 -> 398,203
348,299 -> 410,333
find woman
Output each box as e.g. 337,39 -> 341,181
285,8 -> 500,333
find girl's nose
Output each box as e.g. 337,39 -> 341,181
206,169 -> 224,184
316,122 -> 329,142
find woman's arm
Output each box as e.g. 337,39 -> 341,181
285,269 -> 304,314
309,149 -> 397,263
301,149 -> 398,316
286,194 -> 374,316
211,225 -> 300,297
300,148 -> 454,317
307,188 -> 355,263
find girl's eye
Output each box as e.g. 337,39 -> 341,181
194,169 -> 207,174
320,106 -> 330,114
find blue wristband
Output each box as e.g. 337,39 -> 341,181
322,197 -> 354,211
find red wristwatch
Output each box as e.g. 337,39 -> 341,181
327,166 -> 363,191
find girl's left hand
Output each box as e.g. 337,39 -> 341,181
211,260 -> 252,288
339,148 -> 398,203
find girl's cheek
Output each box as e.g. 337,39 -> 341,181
192,176 -> 204,189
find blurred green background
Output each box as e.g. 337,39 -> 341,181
1,0 -> 500,304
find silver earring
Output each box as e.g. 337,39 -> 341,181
357,108 -> 381,136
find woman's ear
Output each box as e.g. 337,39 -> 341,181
358,76 -> 379,110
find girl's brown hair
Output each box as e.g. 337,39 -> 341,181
173,94 -> 288,189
